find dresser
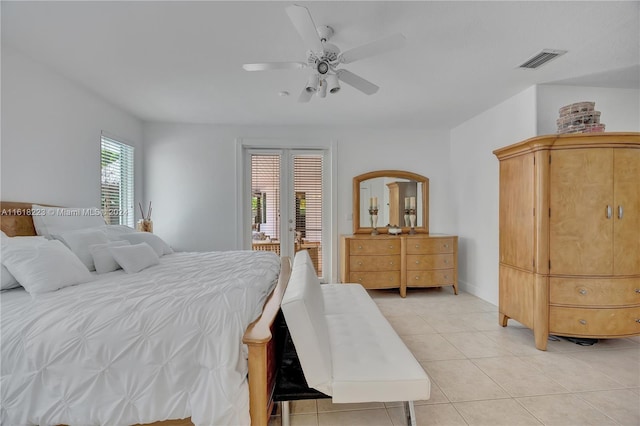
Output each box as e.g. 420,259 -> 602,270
494,132 -> 640,350
340,234 -> 458,297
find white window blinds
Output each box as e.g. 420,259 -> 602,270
293,154 -> 323,276
251,154 -> 281,241
101,135 -> 134,227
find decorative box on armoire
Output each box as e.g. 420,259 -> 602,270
493,132 -> 640,350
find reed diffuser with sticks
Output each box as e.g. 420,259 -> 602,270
137,201 -> 153,233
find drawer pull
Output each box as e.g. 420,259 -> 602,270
415,276 -> 420,280
389,261 -> 394,265
579,289 -> 587,295
415,244 -> 420,248
635,289 -> 640,294
357,261 -> 362,265
358,245 -> 363,249
579,319 -> 587,325
636,319 -> 640,323
389,246 -> 394,249
443,244 -> 449,248
444,275 -> 448,279
444,260 -> 448,264
358,278 -> 363,282
415,261 -> 420,264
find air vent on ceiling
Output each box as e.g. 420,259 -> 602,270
519,49 -> 567,69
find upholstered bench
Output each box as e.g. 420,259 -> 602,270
280,251 -> 430,425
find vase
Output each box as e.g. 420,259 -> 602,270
409,214 -> 416,235
371,214 -> 379,235
136,219 -> 153,233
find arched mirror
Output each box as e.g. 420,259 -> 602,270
353,170 -> 429,234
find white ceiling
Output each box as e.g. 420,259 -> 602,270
2,1 -> 639,128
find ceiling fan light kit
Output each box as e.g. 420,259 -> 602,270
326,74 -> 340,94
305,74 -> 319,93
242,4 -> 406,102
317,79 -> 327,98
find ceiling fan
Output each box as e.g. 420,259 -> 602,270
242,4 -> 406,102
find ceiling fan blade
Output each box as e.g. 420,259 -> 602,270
336,69 -> 379,95
339,33 -> 406,64
286,4 -> 324,54
242,62 -> 308,71
298,87 -> 313,103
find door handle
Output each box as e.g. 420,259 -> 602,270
606,205 -> 612,219
618,205 -> 623,219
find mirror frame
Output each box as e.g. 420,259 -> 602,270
353,170 -> 429,234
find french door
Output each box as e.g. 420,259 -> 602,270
246,148 -> 326,279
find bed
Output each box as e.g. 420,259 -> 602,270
0,202 -> 291,426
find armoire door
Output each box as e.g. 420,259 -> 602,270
549,148 -> 614,275
613,148 -> 640,275
499,153 -> 535,270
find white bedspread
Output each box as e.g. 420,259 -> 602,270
1,250 -> 281,426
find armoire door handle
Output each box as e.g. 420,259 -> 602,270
606,205 -> 612,219
618,205 -> 623,219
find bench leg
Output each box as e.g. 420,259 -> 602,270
281,401 -> 291,426
403,401 -> 416,426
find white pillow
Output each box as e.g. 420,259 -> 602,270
31,204 -> 106,238
118,233 -> 173,257
0,233 -> 47,245
103,224 -> 136,240
2,240 -> 94,294
109,242 -> 160,274
52,228 -> 109,271
1,265 -> 18,290
89,240 -> 131,274
1,234 -> 48,290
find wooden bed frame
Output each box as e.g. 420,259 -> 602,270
0,201 -> 291,426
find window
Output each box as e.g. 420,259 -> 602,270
293,154 -> 323,276
250,154 -> 281,243
101,135 -> 134,227
248,151 -> 325,277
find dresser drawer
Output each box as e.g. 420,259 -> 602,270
407,269 -> 454,287
350,255 -> 400,272
349,239 -> 401,255
550,277 -> 640,307
407,254 -> 454,271
349,271 -> 400,289
406,238 -> 454,255
550,306 -> 640,337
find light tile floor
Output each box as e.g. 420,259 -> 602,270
269,287 -> 640,426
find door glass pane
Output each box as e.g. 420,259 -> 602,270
293,154 -> 323,277
250,154 -> 281,256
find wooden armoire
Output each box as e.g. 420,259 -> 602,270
493,132 -> 640,350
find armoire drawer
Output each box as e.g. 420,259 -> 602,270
350,255 -> 400,272
549,306 -> 640,337
406,269 -> 454,287
349,271 -> 400,289
349,239 -> 401,255
406,238 -> 454,255
407,254 -> 454,271
550,277 -> 640,307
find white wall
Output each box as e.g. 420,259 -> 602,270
451,84 -> 639,305
450,86 -> 538,305
143,123 -> 454,281
1,47 -> 143,212
537,85 -> 640,134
